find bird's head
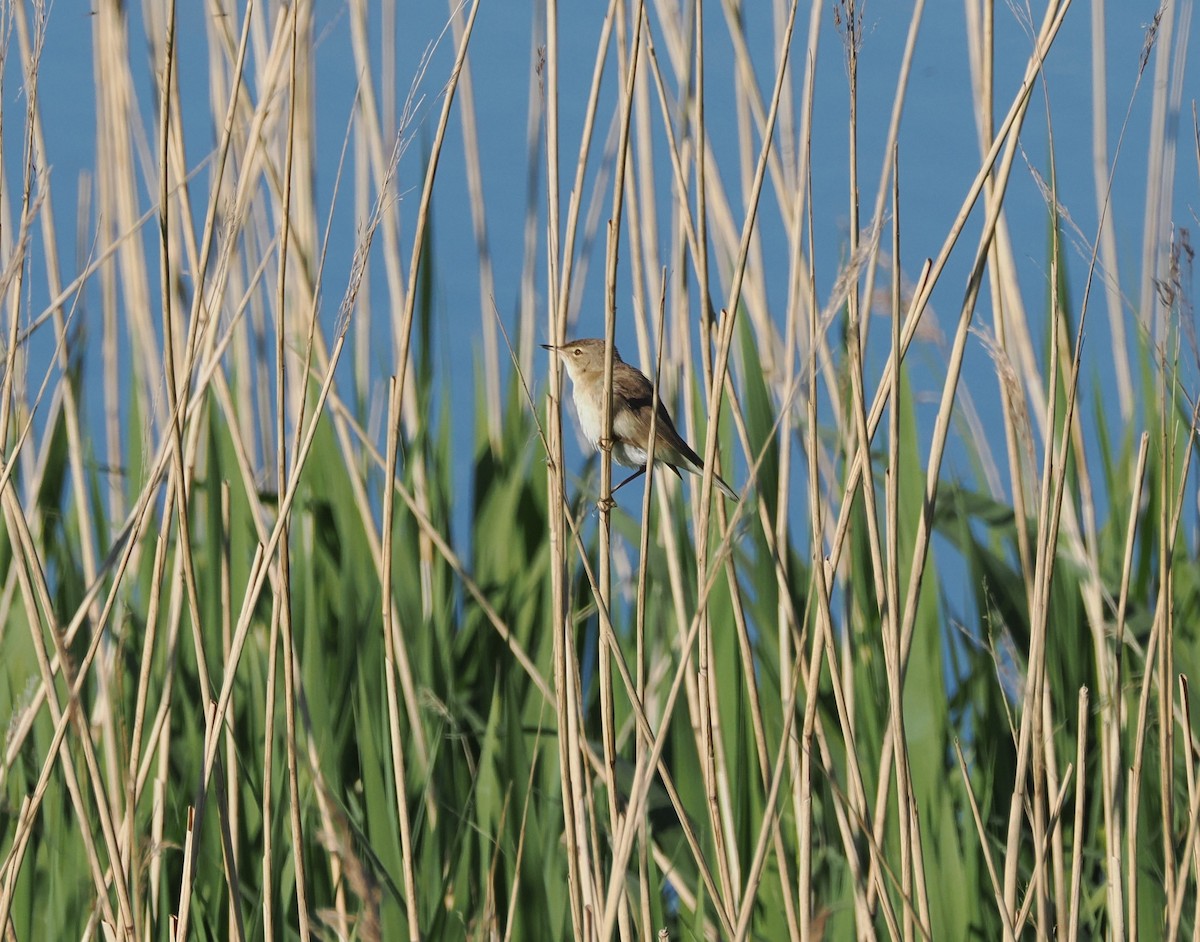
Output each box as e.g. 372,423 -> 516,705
541,338 -> 621,384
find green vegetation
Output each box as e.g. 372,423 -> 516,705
1,1 -> 1197,939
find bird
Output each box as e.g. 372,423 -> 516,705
542,338 -> 738,501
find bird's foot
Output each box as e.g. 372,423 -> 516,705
596,495 -> 617,513
597,436 -> 613,452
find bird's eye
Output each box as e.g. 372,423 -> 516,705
572,348 -> 581,357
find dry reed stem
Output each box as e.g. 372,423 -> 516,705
502,324 -> 741,941
596,8 -> 647,936
379,6 -> 484,936
0,0 -> 1194,937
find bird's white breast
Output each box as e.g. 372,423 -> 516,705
571,386 -> 604,447
572,386 -> 648,469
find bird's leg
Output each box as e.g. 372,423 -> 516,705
590,437 -> 622,511
599,468 -> 644,512
611,465 -> 647,496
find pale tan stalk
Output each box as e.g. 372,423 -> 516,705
706,6 -> 773,356
1045,676 -> 1065,929
377,0 -> 481,915
95,0 -> 163,439
177,55 -> 423,928
784,11 -> 823,931
732,633 -> 810,942
152,0 -> 262,932
219,485 -> 246,941
1127,614 -> 1155,942
260,603 -> 280,940
175,807 -> 198,940
382,376 -> 421,939
509,332 -> 742,910
640,25 -> 782,785
964,0 -> 1035,594
1124,403 -> 1200,942
838,19 -> 884,925
798,136 -> 818,940
12,9 -> 106,711
1012,766 -> 1076,937
155,0 -> 213,741
798,229 -> 895,935
836,4 -> 927,933
0,491 -> 133,933
542,2 -> 627,935
1156,376 -> 1196,928
885,138 -> 926,939
346,0 -> 438,623
130,514 -> 175,927
334,13 -> 483,930
273,10 -> 312,938
631,283 -> 667,941
691,0 -> 711,389
697,5 -> 802,917
1066,688 -> 1089,942
0,93 -> 309,916
1033,149 -> 1067,932
280,104 -> 438,823
955,741 -> 1017,938
596,9 -> 648,936
713,0 -> 794,232
811,679 -> 903,939
682,0 -> 739,908
1088,0 -> 1132,417
542,0 -> 585,931
823,9 -> 1074,641
324,365 -> 554,700
210,755 -> 248,942
519,385 -> 749,942
625,27 -> 659,372
548,0 -> 617,344
283,82 -> 406,920
449,0 -> 501,449
619,31 -> 676,792
503,720 -> 547,942
855,0 -> 925,344
1104,432 -> 1148,936
667,65 -> 748,935
1168,677 -> 1200,939
1153,361 -> 1176,930
516,13 -> 545,372
1136,0 -> 1178,343
593,582 -> 738,940
999,111 -> 1069,942
1,432 -> 191,929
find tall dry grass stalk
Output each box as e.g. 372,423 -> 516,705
0,0 -> 1197,939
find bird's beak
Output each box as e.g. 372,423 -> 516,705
540,343 -> 556,351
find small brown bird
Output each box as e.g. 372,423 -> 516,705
543,338 -> 738,501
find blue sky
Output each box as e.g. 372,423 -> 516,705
11,2 -> 1198,579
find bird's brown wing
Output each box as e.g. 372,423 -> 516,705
616,361 -> 705,472
624,376 -> 738,500
640,398 -> 701,473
